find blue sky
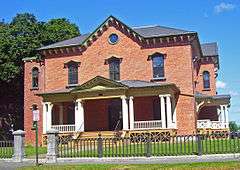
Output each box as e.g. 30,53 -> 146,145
1,0 -> 239,123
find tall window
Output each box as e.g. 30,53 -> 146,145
105,57 -> 121,81
32,67 -> 39,88
152,54 -> 165,79
203,71 -> 210,89
64,61 -> 80,86
68,64 -> 78,85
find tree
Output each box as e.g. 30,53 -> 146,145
0,13 -> 80,139
229,121 -> 239,132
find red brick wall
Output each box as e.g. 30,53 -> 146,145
195,62 -> 217,96
24,25 -> 198,143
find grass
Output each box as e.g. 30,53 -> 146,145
18,161 -> 240,170
25,145 -> 47,157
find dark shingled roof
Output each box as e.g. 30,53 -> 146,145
38,25 -> 195,50
201,42 -> 218,56
195,91 -> 230,99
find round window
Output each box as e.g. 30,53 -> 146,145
108,33 -> 119,44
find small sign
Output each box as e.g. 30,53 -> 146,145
33,110 -> 40,122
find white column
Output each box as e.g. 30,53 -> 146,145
43,102 -> 53,133
172,97 -> 177,129
59,104 -> 63,125
166,95 -> 172,128
121,96 -> 129,130
224,105 -> 229,128
75,99 -> 84,132
217,107 -> 221,121
220,105 -> 225,128
129,96 -> 134,130
160,95 -> 166,129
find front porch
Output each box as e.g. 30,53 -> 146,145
196,94 -> 230,131
39,76 -> 179,136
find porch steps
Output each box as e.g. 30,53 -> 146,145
75,131 -> 125,139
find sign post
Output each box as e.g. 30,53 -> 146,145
32,108 -> 39,166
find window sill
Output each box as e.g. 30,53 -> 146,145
203,88 -> 211,91
30,87 -> 39,91
66,84 -> 79,88
151,77 -> 166,82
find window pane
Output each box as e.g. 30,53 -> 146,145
109,61 -> 120,81
203,71 -> 210,89
152,55 -> 164,78
32,68 -> 39,88
68,65 -> 78,85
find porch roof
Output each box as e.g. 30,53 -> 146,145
195,92 -> 231,105
37,76 -> 179,96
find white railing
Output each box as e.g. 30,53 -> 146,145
51,124 -> 75,132
134,120 -> 162,130
197,120 -> 229,129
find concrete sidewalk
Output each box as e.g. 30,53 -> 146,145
1,153 -> 240,169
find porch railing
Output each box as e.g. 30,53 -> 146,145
51,124 -> 75,132
134,120 -> 162,130
197,120 -> 229,129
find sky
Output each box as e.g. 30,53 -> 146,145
0,0 -> 239,123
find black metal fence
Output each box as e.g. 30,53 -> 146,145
58,132 -> 240,158
0,140 -> 13,158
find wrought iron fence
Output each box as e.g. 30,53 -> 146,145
58,132 -> 240,158
0,140 -> 13,158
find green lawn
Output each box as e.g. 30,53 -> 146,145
25,145 -> 47,157
18,161 -> 240,170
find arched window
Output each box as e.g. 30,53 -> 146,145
152,54 -> 165,79
203,71 -> 210,89
32,67 -> 39,88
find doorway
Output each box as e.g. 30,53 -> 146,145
108,99 -> 122,131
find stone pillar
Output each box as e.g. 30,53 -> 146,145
159,95 -> 166,129
129,96 -> 134,130
46,129 -> 59,163
12,130 -> 25,162
166,95 -> 172,128
75,99 -> 84,132
59,104 -> 64,125
121,96 -> 129,130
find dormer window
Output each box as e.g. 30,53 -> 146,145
148,53 -> 165,80
64,61 -> 80,86
105,57 -> 122,81
203,71 -> 210,89
32,67 -> 39,89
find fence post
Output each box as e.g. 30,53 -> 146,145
12,130 -> 25,162
97,133 -> 103,158
46,129 -> 59,163
146,134 -> 152,157
197,134 -> 202,156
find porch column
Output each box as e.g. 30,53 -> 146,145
220,105 -> 225,128
217,107 -> 221,122
172,97 -> 177,129
159,95 -> 166,129
166,95 -> 172,128
121,96 -> 129,130
224,105 -> 229,128
75,99 -> 84,132
129,96 -> 134,130
59,104 -> 64,125
43,102 -> 53,134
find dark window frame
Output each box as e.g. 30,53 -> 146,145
203,71 -> 210,89
64,60 -> 80,86
105,57 -> 122,81
32,67 -> 39,89
148,53 -> 166,80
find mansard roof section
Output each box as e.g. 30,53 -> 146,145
201,42 -> 218,57
37,15 -> 196,51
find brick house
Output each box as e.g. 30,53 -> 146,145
23,16 -> 230,144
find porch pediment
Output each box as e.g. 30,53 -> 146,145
71,76 -> 128,93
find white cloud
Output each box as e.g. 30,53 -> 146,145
216,80 -> 226,89
214,2 -> 236,14
229,90 -> 239,97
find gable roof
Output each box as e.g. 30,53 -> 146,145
201,42 -> 218,56
38,16 -> 196,51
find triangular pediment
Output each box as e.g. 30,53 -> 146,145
71,76 -> 128,92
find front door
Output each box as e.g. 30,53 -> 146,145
108,99 -> 122,131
